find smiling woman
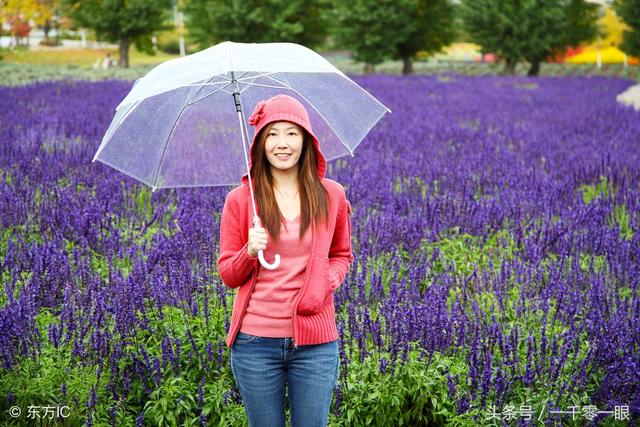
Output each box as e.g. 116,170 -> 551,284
265,122 -> 304,173
217,94 -> 354,427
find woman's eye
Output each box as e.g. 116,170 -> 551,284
267,131 -> 297,136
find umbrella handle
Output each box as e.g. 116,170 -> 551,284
253,215 -> 281,270
258,250 -> 281,270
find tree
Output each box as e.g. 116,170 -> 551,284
331,0 -> 415,74
598,5 -> 629,48
521,0 -> 599,76
460,0 -> 599,76
38,0 -> 61,43
393,0 -> 457,74
614,0 -> 640,57
61,0 -> 172,67
459,0 -> 523,75
182,0 -> 331,51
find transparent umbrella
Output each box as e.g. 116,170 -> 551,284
93,41 -> 391,269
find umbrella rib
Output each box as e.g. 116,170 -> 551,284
186,82 -> 233,106
183,74 -> 228,108
263,74 -> 354,156
152,80 -> 231,190
96,99 -> 141,159
126,80 -> 230,107
238,82 -> 291,92
234,71 -> 289,92
156,81 -> 230,90
152,71 -> 240,94
216,71 -> 249,82
245,68 -> 391,114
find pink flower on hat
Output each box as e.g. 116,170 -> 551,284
248,101 -> 266,126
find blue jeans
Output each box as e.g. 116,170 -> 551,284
230,332 -> 340,427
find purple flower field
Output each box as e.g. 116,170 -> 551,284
1,75 -> 639,426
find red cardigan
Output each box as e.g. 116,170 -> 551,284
217,173 -> 354,348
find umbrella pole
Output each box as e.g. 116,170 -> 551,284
231,72 -> 281,270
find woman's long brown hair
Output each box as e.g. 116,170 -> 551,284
250,122 -> 330,241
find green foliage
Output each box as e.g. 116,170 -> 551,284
562,0 -> 600,48
577,176 -> 633,241
337,350 -> 459,426
2,59 -> 638,87
393,0 -> 457,64
577,175 -> 614,204
0,294 -> 243,424
1,216 -> 626,425
133,34 -> 157,57
420,228 -> 519,279
0,62 -> 156,86
61,0 -> 172,42
614,0 -> 640,57
61,0 -> 173,66
182,0 -> 331,50
459,0 -> 599,75
143,374 -> 246,426
90,245 -> 133,281
392,175 -> 429,199
331,0 -> 415,67
608,203 -> 633,241
331,0 -> 455,72
136,187 -> 154,224
144,376 -> 197,426
0,308 -> 108,426
157,29 -> 185,55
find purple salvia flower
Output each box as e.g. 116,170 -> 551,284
197,376 -> 205,409
379,357 -> 388,374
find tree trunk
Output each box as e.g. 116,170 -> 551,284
527,60 -> 540,77
364,63 -> 375,74
43,20 -> 50,41
402,56 -> 413,75
119,36 -> 130,68
503,59 -> 517,75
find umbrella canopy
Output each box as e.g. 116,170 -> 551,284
93,41 -> 391,269
93,41 -> 391,191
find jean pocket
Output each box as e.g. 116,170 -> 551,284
233,332 -> 260,346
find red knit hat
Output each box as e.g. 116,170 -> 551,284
246,94 -> 326,179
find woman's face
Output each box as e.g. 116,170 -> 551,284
263,121 -> 304,173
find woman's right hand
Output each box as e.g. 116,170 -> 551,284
247,225 -> 268,258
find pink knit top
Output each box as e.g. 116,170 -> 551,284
239,215 -> 312,338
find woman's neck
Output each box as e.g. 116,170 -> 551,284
271,167 -> 299,190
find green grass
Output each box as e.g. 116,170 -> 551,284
1,45 -> 179,67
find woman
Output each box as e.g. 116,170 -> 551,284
217,94 -> 355,426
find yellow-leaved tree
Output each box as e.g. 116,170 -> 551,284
0,0 -> 59,45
